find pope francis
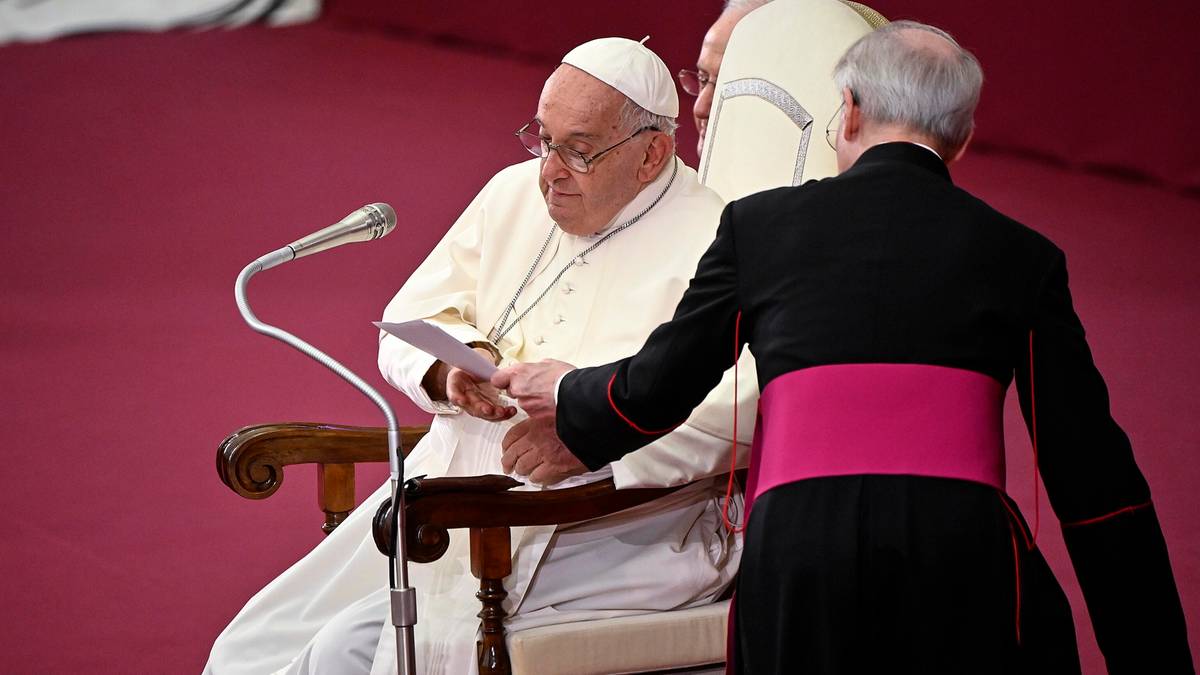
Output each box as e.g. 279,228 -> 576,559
204,37 -> 756,675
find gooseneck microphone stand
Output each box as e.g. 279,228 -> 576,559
233,207 -> 417,675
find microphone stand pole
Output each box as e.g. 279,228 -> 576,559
235,247 -> 418,675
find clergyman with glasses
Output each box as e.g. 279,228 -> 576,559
204,37 -> 755,675
678,0 -> 772,157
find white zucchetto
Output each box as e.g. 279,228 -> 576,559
560,36 -> 679,118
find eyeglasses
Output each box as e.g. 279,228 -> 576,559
515,121 -> 657,174
825,101 -> 845,151
677,69 -> 711,97
826,91 -> 860,150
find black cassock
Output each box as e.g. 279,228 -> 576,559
556,143 -> 1191,674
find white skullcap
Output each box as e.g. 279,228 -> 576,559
560,36 -> 679,118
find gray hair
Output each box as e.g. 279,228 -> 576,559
832,20 -> 982,152
619,96 -> 678,139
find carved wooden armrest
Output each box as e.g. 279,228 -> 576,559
216,422 -> 429,533
380,475 -> 684,561
373,474 -> 694,675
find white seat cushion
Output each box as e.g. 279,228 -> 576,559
507,600 -> 730,675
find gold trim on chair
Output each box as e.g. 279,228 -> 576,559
842,1 -> 890,29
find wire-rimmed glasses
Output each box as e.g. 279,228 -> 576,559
825,101 -> 845,151
677,69 -> 711,97
515,121 -> 657,174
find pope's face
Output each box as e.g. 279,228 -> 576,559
535,65 -> 648,236
693,9 -> 749,157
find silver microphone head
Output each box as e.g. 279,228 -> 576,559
288,203 -> 397,259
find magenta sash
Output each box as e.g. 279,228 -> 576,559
744,363 -> 1006,513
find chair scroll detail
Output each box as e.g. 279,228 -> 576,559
216,422 -> 426,534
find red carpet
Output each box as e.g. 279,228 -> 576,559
1,16 -> 1196,674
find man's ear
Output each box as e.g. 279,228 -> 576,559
637,132 -> 673,183
840,87 -> 862,145
946,126 -> 974,165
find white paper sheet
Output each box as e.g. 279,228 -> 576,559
374,320 -> 498,380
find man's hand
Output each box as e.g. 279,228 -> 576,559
425,347 -> 516,421
447,366 -> 516,421
491,359 -> 576,419
501,417 -> 587,485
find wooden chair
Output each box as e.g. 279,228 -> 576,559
217,422 -> 726,674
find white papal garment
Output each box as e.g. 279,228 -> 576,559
204,157 -> 758,674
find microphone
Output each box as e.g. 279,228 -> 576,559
288,202 -> 397,259
232,199 -> 417,674
249,203 -> 397,272
234,201 -> 404,469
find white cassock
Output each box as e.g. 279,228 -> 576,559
204,157 -> 758,675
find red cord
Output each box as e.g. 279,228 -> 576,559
1062,501 -> 1152,528
606,372 -> 681,435
722,312 -> 745,533
999,493 -> 1034,551
1005,515 -> 1023,645
998,491 -> 1031,645
1028,330 -> 1041,545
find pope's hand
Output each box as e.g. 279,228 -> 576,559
491,359 -> 576,419
501,417 -> 586,485
446,348 -> 516,421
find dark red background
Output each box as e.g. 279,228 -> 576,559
0,2 -> 1195,672
326,0 -> 1200,192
